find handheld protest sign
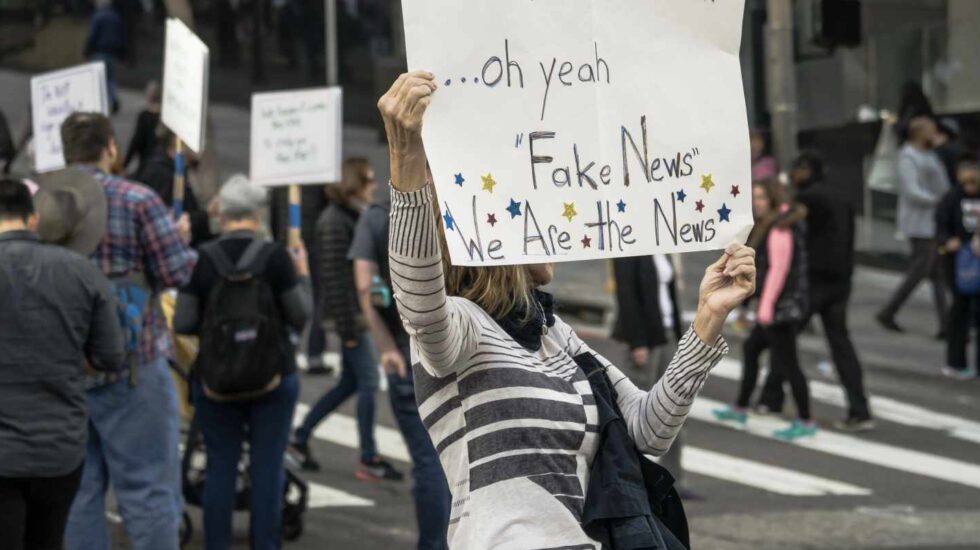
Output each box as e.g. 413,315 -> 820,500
402,0 -> 752,266
249,87 -> 343,246
31,62 -> 110,173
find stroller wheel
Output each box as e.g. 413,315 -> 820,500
179,511 -> 193,547
282,507 -> 304,541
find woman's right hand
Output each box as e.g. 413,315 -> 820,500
289,240 -> 310,278
377,71 -> 437,192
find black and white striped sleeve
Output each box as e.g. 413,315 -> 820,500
388,184 -> 480,376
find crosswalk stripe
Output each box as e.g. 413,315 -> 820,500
293,403 -> 412,463
691,396 -> 980,491
710,358 -> 980,444
306,481 -> 375,508
672,446 -> 871,496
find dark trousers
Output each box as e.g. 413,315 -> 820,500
191,373 -> 299,550
945,256 -> 980,373
881,237 -> 948,330
0,464 -> 83,550
738,323 -> 811,420
391,345 -> 452,550
760,282 -> 871,420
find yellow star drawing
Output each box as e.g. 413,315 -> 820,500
562,202 -> 577,222
481,173 -> 497,193
700,173 -> 715,193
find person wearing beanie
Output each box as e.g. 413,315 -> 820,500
174,174 -> 312,549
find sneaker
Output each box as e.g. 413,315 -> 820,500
712,406 -> 747,428
834,417 -> 875,433
875,313 -> 904,333
356,458 -> 405,482
942,366 -> 972,380
773,419 -> 818,441
287,441 -> 320,472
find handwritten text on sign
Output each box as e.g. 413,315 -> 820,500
161,17 -> 209,153
250,87 -> 343,187
402,0 -> 752,266
30,62 -> 109,173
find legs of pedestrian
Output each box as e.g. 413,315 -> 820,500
292,355 -> 358,470
816,285 -> 873,428
878,238 -> 938,331
64,425 -> 110,550
756,368 -> 785,414
0,465 -> 83,550
247,373 -> 300,550
929,245 -> 949,336
767,324 -> 817,441
714,325 -> 767,426
387,353 -> 451,550
0,476 -> 28,550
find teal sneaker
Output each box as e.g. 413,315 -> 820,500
712,406 -> 747,428
773,419 -> 818,441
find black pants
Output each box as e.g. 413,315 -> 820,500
880,237 -> 948,330
760,282 -> 871,420
946,255 -> 980,373
0,464 -> 83,550
738,323 -> 811,421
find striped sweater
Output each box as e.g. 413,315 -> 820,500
389,185 -> 729,550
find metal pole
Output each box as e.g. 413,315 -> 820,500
766,0 -> 799,171
325,0 -> 339,86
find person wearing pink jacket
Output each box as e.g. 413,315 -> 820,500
714,178 -> 815,441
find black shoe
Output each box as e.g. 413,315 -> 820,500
875,313 -> 904,333
288,441 -> 320,472
833,416 -> 876,433
356,458 -> 404,482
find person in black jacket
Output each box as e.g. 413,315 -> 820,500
123,81 -> 161,177
936,155 -> 980,379
757,152 -> 873,431
291,158 -> 403,481
135,124 -> 214,247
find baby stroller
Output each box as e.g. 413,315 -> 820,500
179,415 -> 309,547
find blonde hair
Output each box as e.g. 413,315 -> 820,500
431,195 -> 534,320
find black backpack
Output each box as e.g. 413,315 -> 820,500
197,239 -> 285,401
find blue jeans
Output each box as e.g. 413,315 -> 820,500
295,331 -> 379,461
390,347 -> 451,550
191,373 -> 299,550
65,358 -> 182,550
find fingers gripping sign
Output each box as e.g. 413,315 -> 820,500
379,71 -> 437,193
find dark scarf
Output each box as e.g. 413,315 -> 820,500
496,289 -> 556,351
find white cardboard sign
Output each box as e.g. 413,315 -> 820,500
250,87 -> 343,187
403,0 -> 752,266
161,18 -> 209,153
30,62 -> 109,173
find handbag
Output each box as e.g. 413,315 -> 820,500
955,246 -> 980,295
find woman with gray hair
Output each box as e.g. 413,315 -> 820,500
174,175 -> 311,550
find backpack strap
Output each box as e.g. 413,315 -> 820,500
202,242 -> 237,279
236,239 -> 274,275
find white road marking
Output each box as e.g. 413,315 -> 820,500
306,481 -> 375,508
691,395 -> 980,491
293,403 -> 412,463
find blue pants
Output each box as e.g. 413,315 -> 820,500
191,373 -> 299,550
295,331 -> 379,462
390,348 -> 451,550
65,358 -> 182,550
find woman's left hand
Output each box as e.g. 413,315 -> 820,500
693,243 -> 756,343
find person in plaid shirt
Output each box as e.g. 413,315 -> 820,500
60,113 -> 196,550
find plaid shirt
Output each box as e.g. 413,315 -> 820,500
85,166 -> 197,365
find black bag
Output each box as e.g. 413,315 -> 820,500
197,239 -> 285,401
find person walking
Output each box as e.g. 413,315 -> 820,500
60,112 -> 196,550
291,158 -> 403,481
714,178 -> 814,440
877,116 -> 951,335
0,176 -> 123,550
756,153 -> 874,432
123,81 -> 161,177
612,255 -> 696,496
84,0 -> 126,112
378,70 -> 756,549
174,175 -> 311,550
936,156 -> 980,380
348,188 -> 452,549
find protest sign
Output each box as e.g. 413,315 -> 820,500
402,0 -> 752,266
30,62 -> 109,173
161,17 -> 209,153
250,87 -> 343,187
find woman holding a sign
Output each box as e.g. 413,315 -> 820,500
377,71 -> 756,549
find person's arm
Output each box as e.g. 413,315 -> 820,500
136,191 -> 197,289
757,227 -> 793,325
355,258 -> 405,376
84,264 -> 125,371
270,243 -> 312,333
898,154 -> 941,206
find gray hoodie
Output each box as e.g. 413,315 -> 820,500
896,144 -> 951,239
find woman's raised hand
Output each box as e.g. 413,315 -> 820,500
378,71 -> 437,192
693,242 -> 757,344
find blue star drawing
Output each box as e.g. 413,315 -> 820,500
454,173 -> 465,186
443,210 -> 456,230
616,199 -> 626,213
717,203 -> 732,222
506,199 -> 522,218
676,189 -> 687,203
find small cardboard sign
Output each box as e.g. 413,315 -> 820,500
30,62 -> 109,173
250,87 -> 343,187
161,17 -> 209,153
